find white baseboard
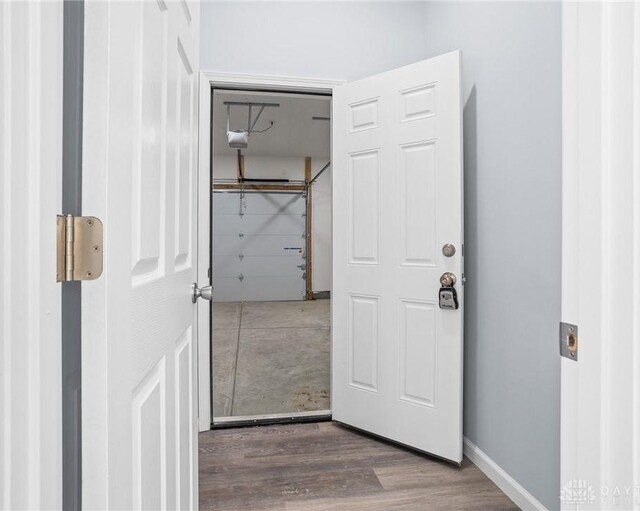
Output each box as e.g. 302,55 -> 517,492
463,437 -> 549,511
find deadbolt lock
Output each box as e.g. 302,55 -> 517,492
442,244 -> 456,257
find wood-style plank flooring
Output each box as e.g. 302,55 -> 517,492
199,422 -> 518,511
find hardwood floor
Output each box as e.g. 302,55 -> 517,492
199,422 -> 518,511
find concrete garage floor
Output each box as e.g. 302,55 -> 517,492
212,299 -> 331,417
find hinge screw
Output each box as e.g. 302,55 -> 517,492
86,271 -> 93,278
87,219 -> 94,227
93,245 -> 100,252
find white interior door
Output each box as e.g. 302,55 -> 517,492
332,52 -> 464,463
81,1 -> 200,509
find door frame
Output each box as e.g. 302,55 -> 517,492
197,72 -> 343,431
561,2 -> 640,509
0,1 -> 64,508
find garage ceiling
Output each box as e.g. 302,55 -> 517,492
212,90 -> 331,158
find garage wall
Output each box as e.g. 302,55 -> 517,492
214,155 -> 331,292
423,2 -> 562,509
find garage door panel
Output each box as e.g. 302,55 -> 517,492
241,192 -> 306,215
213,191 -> 307,301
213,191 -> 306,216
212,276 -> 305,302
214,213 -> 305,237
214,255 -> 305,278
214,235 -> 305,257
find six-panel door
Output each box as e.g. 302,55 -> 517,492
332,52 -> 464,463
82,1 -> 200,508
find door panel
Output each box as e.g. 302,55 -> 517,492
333,52 -> 463,463
399,300 -> 437,407
348,295 -> 379,392
131,0 -> 166,280
349,150 -> 380,263
82,1 -> 199,508
132,360 -> 166,511
175,38 -> 196,272
400,141 -> 437,266
175,327 -> 194,510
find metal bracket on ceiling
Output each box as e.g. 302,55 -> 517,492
224,101 -> 280,135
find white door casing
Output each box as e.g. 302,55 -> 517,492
196,71 -> 211,432
561,3 -> 640,509
0,2 -> 63,509
332,52 -> 464,463
82,1 -> 200,509
196,72 -> 342,429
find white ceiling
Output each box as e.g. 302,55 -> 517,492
212,90 -> 331,158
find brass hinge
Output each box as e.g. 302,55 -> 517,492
56,215 -> 104,282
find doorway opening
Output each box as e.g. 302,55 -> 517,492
210,88 -> 332,425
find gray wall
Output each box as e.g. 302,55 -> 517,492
423,2 -> 561,509
200,1 -> 430,80
200,2 -> 562,509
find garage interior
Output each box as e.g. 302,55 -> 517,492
211,89 -> 332,420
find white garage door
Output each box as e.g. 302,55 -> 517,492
213,191 -> 307,302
